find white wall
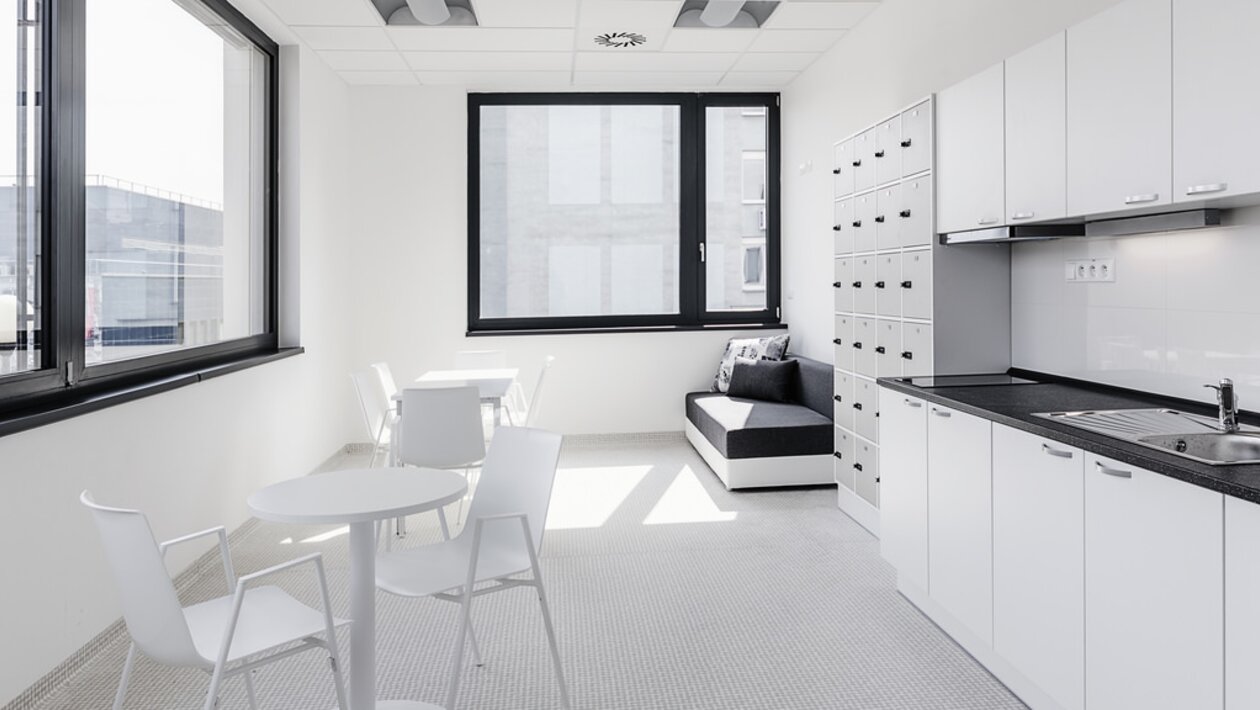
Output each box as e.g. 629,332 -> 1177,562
1012,209 -> 1260,409
346,86 -> 784,436
0,46 -> 357,706
779,0 -> 1122,362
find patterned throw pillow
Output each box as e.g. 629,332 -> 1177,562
711,334 -> 791,393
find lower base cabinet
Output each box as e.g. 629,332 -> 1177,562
1085,452 -> 1224,710
1226,496 -> 1260,710
878,389 -> 928,590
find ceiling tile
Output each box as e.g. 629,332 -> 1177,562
474,0 -> 580,28
731,52 -> 820,71
721,71 -> 800,87
763,1 -> 879,29
578,0 -> 682,29
404,51 -> 573,71
319,50 -> 409,71
660,28 -> 758,53
416,71 -> 574,88
260,0 -> 382,27
573,71 -> 724,87
747,29 -> 846,52
291,26 -> 393,51
386,27 -> 575,51
340,71 -> 419,86
574,51 -> 739,72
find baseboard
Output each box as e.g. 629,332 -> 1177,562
837,486 -> 881,537
561,431 -> 686,448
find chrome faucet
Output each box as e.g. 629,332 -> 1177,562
1206,378 -> 1241,433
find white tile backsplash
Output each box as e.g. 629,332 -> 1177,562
1011,207 -> 1260,411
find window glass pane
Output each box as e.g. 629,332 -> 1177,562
0,0 -> 41,376
85,0 -> 267,365
479,104 -> 680,320
706,106 -> 768,313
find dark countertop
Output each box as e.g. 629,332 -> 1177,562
878,374 -> 1260,505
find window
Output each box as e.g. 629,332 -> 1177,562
469,93 -> 779,333
0,0 -> 278,418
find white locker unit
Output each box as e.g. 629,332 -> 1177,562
833,139 -> 856,197
833,256 -> 854,314
853,129 -> 876,193
853,317 -> 879,377
899,175 -> 933,247
853,191 -> 878,253
833,198 -> 854,254
834,314 -> 855,372
874,116 -> 903,186
875,253 -> 901,318
853,437 -> 879,506
900,100 -> 932,176
853,378 -> 879,443
833,370 -> 855,432
853,255 -> 878,314
834,427 -> 855,490
875,320 -> 902,378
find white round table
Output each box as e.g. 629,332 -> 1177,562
248,468 -> 467,710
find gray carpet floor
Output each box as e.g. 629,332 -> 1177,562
32,438 -> 1026,710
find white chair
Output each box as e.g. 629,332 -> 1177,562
376,427 -> 570,710
453,350 -> 506,369
81,492 -> 348,710
371,361 -> 399,400
399,385 -> 487,535
505,355 -> 556,427
351,369 -> 394,468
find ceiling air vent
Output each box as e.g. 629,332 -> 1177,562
594,31 -> 647,48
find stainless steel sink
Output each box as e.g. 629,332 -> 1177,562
1031,408 -> 1260,466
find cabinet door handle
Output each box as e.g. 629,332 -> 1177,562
931,408 -> 952,418
1011,211 -> 1035,220
852,159 -> 862,167
1096,461 -> 1132,479
900,280 -> 913,289
853,462 -> 863,471
832,338 -> 843,345
900,139 -> 912,148
852,341 -> 863,349
832,224 -> 842,231
875,215 -> 886,223
899,209 -> 912,218
834,451 -> 844,460
853,402 -> 863,410
833,281 -> 843,288
833,394 -> 844,402
977,217 -> 999,225
874,150 -> 886,158
852,281 -> 862,288
1041,443 -> 1074,459
1186,183 -> 1227,196
874,281 -> 886,289
852,220 -> 863,228
901,351 -> 913,360
904,398 -> 922,408
832,168 -> 842,175
875,346 -> 887,354
1124,193 -> 1159,205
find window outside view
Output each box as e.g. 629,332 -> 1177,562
705,106 -> 768,312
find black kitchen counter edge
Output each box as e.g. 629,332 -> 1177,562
877,371 -> 1260,506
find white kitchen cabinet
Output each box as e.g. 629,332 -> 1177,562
928,404 -> 993,644
900,250 -> 932,320
834,427 -> 855,490
834,315 -> 854,373
875,184 -> 902,251
900,322 -> 933,377
874,116 -> 902,186
875,253 -> 901,318
993,427 -> 1084,710
853,129 -> 875,193
853,437 -> 879,506
879,389 -> 928,589
900,100 -> 932,177
833,257 -> 854,314
853,191 -> 878,253
853,377 -> 878,443
1226,496 -> 1260,710
899,175 -> 932,248
875,320 -> 902,378
833,370 -> 854,431
853,255 -> 877,315
936,61 -> 1005,235
833,198 -> 854,254
1085,452 -> 1223,710
1067,0 -> 1172,217
853,317 -> 878,377
1005,31 -> 1067,224
1173,0 -> 1260,203
833,139 -> 855,197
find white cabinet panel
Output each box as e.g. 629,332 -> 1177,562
899,175 -> 933,248
833,257 -> 854,314
1085,453 -> 1223,710
937,62 -> 1005,234
928,404 -> 993,644
901,100 -> 932,177
901,249 -> 932,320
834,427 -> 855,490
876,253 -> 901,318
875,184 -> 902,251
834,314 -> 854,373
993,427 -> 1084,710
875,116 -> 902,186
854,436 -> 879,506
1227,496 -> 1260,710
879,388 -> 928,589
833,370 -> 855,431
854,377 -> 879,443
833,139 -> 855,197
853,255 -> 877,315
1173,0 -> 1260,203
876,320 -> 902,378
901,322 -> 933,377
833,198 -> 854,254
853,317 -> 878,377
853,129 -> 875,193
1067,0 -> 1172,216
853,191 -> 878,253
1005,31 -> 1067,223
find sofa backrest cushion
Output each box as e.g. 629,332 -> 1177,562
728,357 -> 798,403
788,353 -> 834,420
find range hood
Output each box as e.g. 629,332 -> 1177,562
939,209 -> 1222,245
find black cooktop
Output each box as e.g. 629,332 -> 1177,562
901,374 -> 1040,388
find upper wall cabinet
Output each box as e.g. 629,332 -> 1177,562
936,62 -> 1005,235
1067,0 -> 1172,217
1173,0 -> 1260,203
1005,32 -> 1066,224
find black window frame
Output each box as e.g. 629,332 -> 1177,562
0,0 -> 282,422
467,92 -> 781,335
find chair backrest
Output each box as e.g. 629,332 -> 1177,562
399,385 -> 486,469
371,361 -> 398,400
463,427 -> 563,553
80,492 -> 201,668
453,350 -> 506,369
525,355 -> 556,427
351,369 -> 390,441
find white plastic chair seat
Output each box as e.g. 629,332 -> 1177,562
184,586 -> 349,666
376,537 -> 530,598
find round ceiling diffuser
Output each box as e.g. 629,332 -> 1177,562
594,31 -> 647,48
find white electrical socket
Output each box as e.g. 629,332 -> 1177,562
1065,258 -> 1116,283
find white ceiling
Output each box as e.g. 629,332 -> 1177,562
255,0 -> 882,90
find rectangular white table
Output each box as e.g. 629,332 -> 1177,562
392,367 -> 519,426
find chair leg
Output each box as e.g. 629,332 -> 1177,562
446,589 -> 475,710
243,672 -> 260,710
529,556 -> 571,709
203,662 -> 226,710
396,515 -> 407,539
437,507 -> 451,541
326,640 -> 350,710
112,642 -> 137,710
464,599 -> 484,667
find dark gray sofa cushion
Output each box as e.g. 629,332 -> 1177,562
728,358 -> 798,403
686,392 -> 833,459
790,354 -> 834,419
